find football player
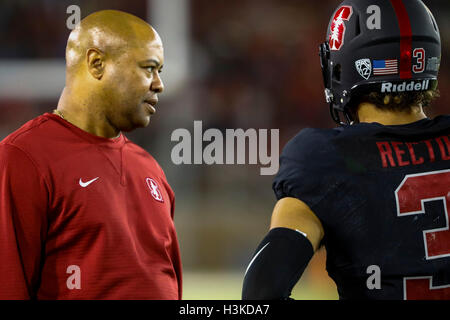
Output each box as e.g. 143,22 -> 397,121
242,0 -> 449,300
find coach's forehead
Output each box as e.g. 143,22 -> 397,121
66,10 -> 161,67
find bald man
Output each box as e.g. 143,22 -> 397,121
0,10 -> 182,299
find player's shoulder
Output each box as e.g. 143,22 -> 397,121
287,127 -> 341,146
273,127 -> 345,206
282,127 -> 343,162
429,114 -> 450,129
434,114 -> 450,122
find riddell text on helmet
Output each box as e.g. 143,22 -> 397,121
381,80 -> 430,93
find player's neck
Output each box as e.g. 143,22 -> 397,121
357,102 -> 427,126
56,87 -> 121,139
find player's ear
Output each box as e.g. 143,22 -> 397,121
86,48 -> 105,80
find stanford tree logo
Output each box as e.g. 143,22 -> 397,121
329,6 -> 353,51
146,178 -> 164,202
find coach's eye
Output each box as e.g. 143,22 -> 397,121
146,66 -> 155,73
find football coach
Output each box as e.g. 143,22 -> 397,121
0,10 -> 182,299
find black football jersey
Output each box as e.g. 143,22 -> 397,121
273,115 -> 450,300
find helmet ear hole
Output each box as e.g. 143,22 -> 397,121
333,64 -> 342,82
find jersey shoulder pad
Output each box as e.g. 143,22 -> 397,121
273,127 -> 342,208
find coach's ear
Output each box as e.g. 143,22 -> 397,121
86,48 -> 105,80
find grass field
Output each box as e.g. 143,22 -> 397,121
182,246 -> 339,300
182,270 -> 339,300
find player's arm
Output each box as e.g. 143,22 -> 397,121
0,144 -> 48,299
242,197 -> 324,300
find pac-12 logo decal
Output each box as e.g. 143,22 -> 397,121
146,178 -> 164,202
355,59 -> 372,79
329,6 -> 353,51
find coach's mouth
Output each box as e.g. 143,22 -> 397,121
144,98 -> 158,114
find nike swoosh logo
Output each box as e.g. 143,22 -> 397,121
245,242 -> 270,276
79,177 -> 99,188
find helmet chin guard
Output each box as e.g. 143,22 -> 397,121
319,0 -> 441,126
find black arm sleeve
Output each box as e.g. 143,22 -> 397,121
242,227 -> 314,300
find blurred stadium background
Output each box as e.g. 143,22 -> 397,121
0,0 -> 448,299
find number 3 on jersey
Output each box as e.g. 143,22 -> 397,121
395,169 -> 450,299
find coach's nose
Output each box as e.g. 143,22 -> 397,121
151,72 -> 164,93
